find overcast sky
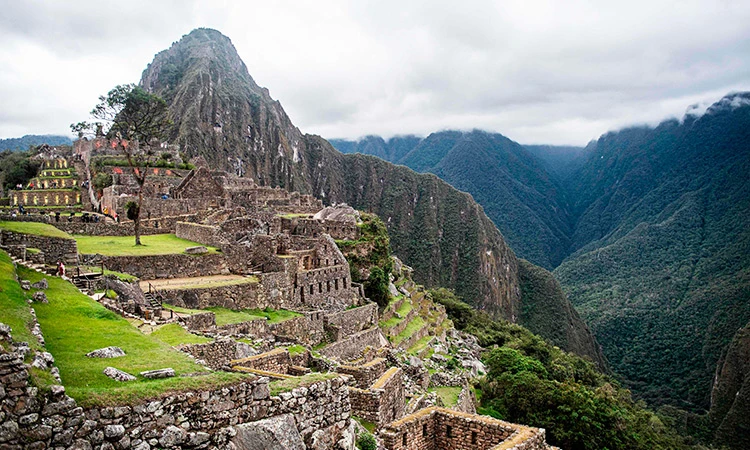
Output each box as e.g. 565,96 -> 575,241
1,0 -> 749,145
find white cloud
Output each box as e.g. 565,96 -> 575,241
0,0 -> 749,145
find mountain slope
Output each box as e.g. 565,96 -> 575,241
0,134 -> 72,151
555,94 -> 750,411
331,130 -> 575,269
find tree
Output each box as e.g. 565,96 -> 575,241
72,84 -> 172,245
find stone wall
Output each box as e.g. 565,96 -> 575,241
175,222 -> 223,247
0,330 -> 353,449
177,339 -> 239,370
89,253 -> 228,279
325,303 -> 378,340
0,229 -> 78,265
380,407 -> 552,450
181,312 -> 216,331
10,189 -> 81,206
348,367 -> 405,427
295,265 -> 355,309
157,281 -> 262,310
232,348 -> 292,374
217,319 -> 270,339
320,327 -> 388,362
337,358 -> 388,389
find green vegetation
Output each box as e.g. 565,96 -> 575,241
391,316 -> 425,346
407,335 -> 433,356
0,221 -> 72,238
336,213 -> 392,308
355,431 -> 377,450
0,149 -> 41,191
287,344 -> 306,357
433,287 -> 696,450
150,323 -> 212,346
163,304 -> 300,326
268,372 -> 337,396
429,386 -> 461,407
0,252 -> 41,353
18,266 -> 247,406
74,234 -> 219,256
352,416 -> 377,434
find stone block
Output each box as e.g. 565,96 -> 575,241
231,413 -> 305,450
86,347 -> 126,358
140,368 -> 175,379
184,246 -> 208,254
103,367 -> 136,382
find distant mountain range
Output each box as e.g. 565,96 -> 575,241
329,93 -> 750,445
0,134 -> 72,151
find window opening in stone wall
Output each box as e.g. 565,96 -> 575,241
422,423 -> 427,437
335,279 -> 339,290
327,280 -> 331,292
318,282 -> 322,293
446,425 -> 452,438
310,285 -> 314,295
402,433 -> 407,446
472,431 -> 478,444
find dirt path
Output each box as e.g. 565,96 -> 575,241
139,274 -> 255,291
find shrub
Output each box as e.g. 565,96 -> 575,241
356,432 -> 376,450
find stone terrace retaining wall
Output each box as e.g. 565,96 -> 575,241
320,327 -> 388,362
181,312 -> 216,331
157,281 -> 261,310
0,337 -> 353,449
175,222 -> 224,248
232,347 -> 292,374
89,253 -> 228,279
380,407 -> 552,450
348,367 -> 405,427
325,302 -> 378,340
336,357 -> 388,389
177,339 -> 238,370
0,229 -> 78,265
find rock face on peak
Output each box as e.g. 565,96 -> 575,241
139,28 -> 521,319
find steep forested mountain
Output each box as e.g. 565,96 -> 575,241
330,94 -> 750,448
331,130 -> 575,269
0,134 -> 71,151
137,28 -> 604,365
523,144 -> 588,180
556,95 -> 750,416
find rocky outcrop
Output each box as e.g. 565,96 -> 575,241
232,414 -> 306,450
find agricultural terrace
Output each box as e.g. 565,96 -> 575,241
16,264 -> 248,407
74,233 -> 220,256
0,220 -> 72,239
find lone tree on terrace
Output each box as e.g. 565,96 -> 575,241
71,84 -> 172,245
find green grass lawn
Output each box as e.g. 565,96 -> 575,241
0,221 -> 72,239
79,266 -> 138,282
0,252 -> 41,353
148,276 -> 258,290
150,324 -> 213,346
19,266 -> 248,406
74,234 -> 219,256
163,304 -> 301,326
429,386 -> 462,407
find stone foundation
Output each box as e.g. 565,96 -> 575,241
0,229 -> 78,265
320,327 -> 389,362
380,407 -> 553,450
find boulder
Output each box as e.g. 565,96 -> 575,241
159,425 -> 187,447
32,291 -> 48,303
20,280 -> 31,290
184,246 -> 208,255
103,367 -> 136,382
86,346 -> 126,358
232,414 -> 305,450
140,368 -> 175,379
31,278 -> 48,290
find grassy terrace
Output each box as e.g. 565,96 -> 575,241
379,296 -> 412,329
142,275 -> 258,291
18,267 -> 249,406
429,386 -> 462,407
0,221 -> 72,239
150,323 -> 213,346
391,316 -> 426,346
75,234 -> 219,256
163,304 -> 301,326
0,252 -> 42,353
